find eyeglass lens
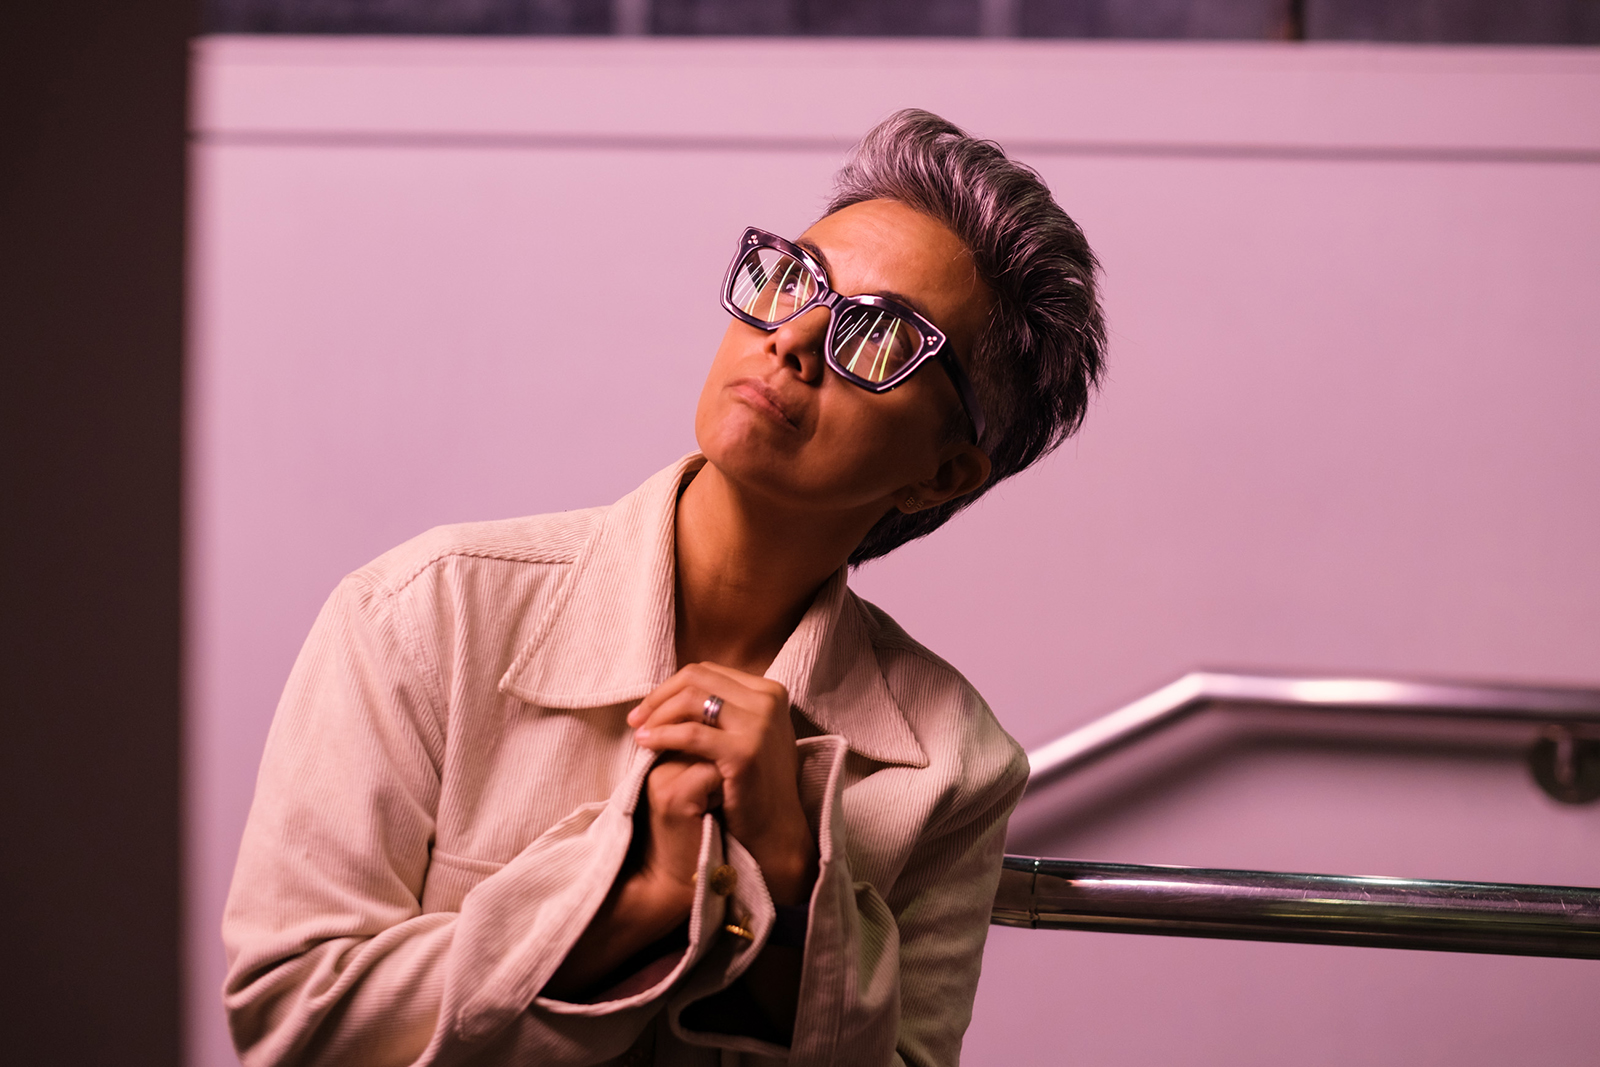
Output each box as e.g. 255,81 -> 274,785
730,247 -> 819,325
729,246 -> 926,386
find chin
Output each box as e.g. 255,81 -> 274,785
697,400 -> 789,467
698,429 -> 781,485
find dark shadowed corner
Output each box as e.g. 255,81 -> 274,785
0,1 -> 189,1063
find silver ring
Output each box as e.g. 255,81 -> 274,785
701,695 -> 724,728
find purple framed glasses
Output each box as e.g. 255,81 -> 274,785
720,226 -> 987,444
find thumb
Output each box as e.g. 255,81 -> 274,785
663,759 -> 724,819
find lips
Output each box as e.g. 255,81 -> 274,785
729,377 -> 799,429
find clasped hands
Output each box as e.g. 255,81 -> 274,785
628,662 -> 819,918
544,663 -> 817,999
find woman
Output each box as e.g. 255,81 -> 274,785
224,109 -> 1105,1066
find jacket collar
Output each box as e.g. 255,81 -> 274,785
499,454 -> 928,769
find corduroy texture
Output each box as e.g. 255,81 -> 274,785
222,454 -> 1030,1066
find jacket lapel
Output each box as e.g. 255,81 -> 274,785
500,453 -> 928,769
498,457 -> 695,709
768,572 -> 928,769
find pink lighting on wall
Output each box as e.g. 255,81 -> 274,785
188,37 -> 1600,1067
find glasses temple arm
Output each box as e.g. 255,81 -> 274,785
938,350 -> 987,446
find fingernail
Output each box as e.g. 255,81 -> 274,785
635,728 -> 650,741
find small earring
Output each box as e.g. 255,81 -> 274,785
903,495 -> 920,512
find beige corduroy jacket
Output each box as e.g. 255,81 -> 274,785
223,454 -> 1029,1067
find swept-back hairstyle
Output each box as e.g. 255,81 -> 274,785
833,109 -> 1107,565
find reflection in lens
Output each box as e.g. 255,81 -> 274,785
832,305 -> 922,383
730,248 -> 817,324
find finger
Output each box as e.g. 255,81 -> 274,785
695,661 -> 788,704
628,662 -> 774,728
686,665 -> 790,731
635,663 -> 783,735
636,685 -> 746,735
646,753 -> 697,789
626,673 -> 685,727
651,759 -> 724,819
633,720 -> 732,764
627,664 -> 721,727
647,753 -> 721,801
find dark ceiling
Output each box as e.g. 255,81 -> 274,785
205,0 -> 1600,43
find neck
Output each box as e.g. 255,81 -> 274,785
673,462 -> 878,675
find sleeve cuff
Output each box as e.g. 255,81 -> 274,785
665,734 -> 851,1057
532,809 -> 736,1016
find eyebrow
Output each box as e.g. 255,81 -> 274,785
796,238 -> 834,278
797,238 -> 936,322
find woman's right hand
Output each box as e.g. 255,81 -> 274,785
541,753 -> 721,999
632,754 -> 724,918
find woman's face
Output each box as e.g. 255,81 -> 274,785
695,198 -> 994,522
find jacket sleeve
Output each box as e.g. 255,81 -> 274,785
667,732 -> 1029,1067
221,573 -> 744,1066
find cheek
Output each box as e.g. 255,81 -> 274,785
812,381 -> 947,489
693,326 -> 744,440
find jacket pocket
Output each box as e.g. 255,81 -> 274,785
420,798 -> 614,914
420,848 -> 506,914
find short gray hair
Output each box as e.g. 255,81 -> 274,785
831,109 -> 1107,566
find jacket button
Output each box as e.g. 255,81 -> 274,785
708,864 -> 738,896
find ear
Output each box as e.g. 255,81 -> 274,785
896,444 -> 992,514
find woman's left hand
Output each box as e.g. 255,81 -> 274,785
628,663 -> 818,906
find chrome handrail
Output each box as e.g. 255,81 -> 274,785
992,856 -> 1600,959
1000,673 -> 1600,955
1025,671 -> 1600,791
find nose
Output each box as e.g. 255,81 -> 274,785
767,306 -> 830,385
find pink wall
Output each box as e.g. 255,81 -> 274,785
188,38 -> 1600,1066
